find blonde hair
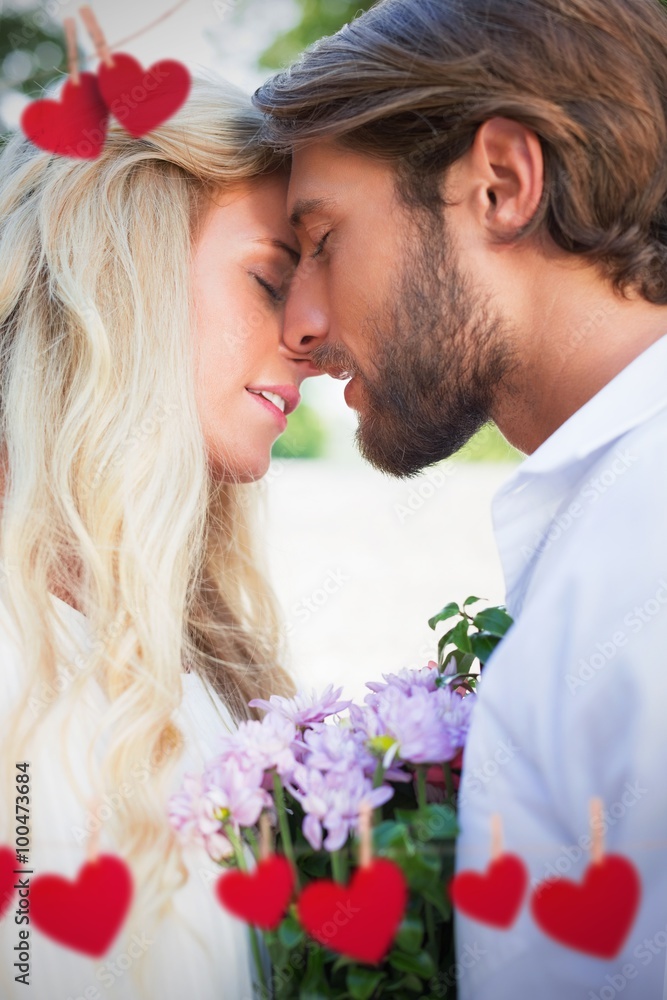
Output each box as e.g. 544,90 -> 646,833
0,73 -> 295,966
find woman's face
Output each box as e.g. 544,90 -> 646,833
192,171 -> 317,481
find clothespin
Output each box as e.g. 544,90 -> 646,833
79,6 -> 115,69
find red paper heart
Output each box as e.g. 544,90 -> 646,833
31,854 -> 133,957
21,73 -> 109,160
530,855 -> 641,959
216,854 -> 294,930
297,858 -> 407,965
98,54 -> 190,137
449,853 -> 528,929
0,847 -> 17,920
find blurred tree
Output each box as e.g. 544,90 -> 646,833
456,424 -> 522,463
272,401 -> 328,459
259,0 -> 376,69
0,5 -> 72,138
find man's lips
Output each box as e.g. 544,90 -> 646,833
343,376 -> 360,408
317,365 -> 357,380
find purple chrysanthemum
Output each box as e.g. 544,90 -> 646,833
217,711 -> 297,778
354,678 -> 476,767
168,757 -> 272,860
287,762 -> 394,852
249,683 -> 351,727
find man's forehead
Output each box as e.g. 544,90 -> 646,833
287,142 -> 393,220
287,143 -> 345,214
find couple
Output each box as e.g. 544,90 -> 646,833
1,0 -> 667,997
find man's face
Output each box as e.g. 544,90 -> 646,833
284,141 -> 517,477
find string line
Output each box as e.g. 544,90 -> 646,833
107,0 -> 193,51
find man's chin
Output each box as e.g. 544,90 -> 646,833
355,415 -> 482,478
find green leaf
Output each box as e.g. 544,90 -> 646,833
472,607 -> 513,637
447,619 -> 473,653
428,602 -> 460,630
384,974 -> 424,993
413,804 -> 458,842
398,850 -> 442,890
373,820 -> 410,852
442,649 -> 476,675
331,955 -> 357,974
278,914 -> 305,949
469,631 -> 500,664
422,882 -> 452,920
388,949 -> 437,979
463,595 -> 484,606
346,968 -> 385,1000
437,626 -> 458,659
394,913 -> 424,954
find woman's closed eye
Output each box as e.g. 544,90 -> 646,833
254,274 -> 286,304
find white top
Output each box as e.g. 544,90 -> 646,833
0,592 -> 257,1000
455,334 -> 667,999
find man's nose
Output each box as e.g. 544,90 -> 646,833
283,270 -> 329,356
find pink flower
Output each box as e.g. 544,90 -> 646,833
287,763 -> 394,852
217,712 -> 297,778
354,681 -> 476,767
168,757 -> 272,861
168,773 -> 234,861
365,664 -> 441,697
249,684 -> 351,727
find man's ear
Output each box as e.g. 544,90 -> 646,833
465,117 -> 544,237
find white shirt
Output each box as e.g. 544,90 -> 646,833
0,593 -> 257,1000
455,334 -> 667,1000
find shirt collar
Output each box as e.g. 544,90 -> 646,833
511,332 -> 667,477
492,333 -> 667,615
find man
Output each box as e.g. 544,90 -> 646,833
254,1 -> 667,997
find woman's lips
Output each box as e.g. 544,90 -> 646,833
246,388 -> 288,430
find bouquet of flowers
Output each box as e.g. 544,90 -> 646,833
169,598 -> 512,1000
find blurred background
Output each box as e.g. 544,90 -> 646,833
0,0 -> 521,699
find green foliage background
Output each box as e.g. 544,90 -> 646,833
260,0 -> 377,69
0,8 -> 72,139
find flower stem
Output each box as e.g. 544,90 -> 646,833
272,771 -> 300,890
416,765 -> 428,811
442,761 -> 456,804
416,767 -> 438,962
424,896 -> 437,962
225,824 -> 268,995
372,760 -> 386,825
245,826 -> 260,862
331,849 -> 346,885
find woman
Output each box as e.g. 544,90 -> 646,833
0,73 -> 315,999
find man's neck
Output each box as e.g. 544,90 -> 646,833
491,273 -> 667,455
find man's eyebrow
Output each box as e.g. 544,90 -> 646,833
254,238 -> 301,264
289,197 -> 336,230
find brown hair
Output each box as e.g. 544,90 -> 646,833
254,0 -> 667,303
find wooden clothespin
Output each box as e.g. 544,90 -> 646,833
79,6 -> 115,68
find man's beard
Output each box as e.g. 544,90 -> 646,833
312,211 -> 517,478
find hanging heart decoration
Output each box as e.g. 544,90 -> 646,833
97,54 -> 190,137
216,854 -> 295,931
20,74 -> 109,160
530,855 -> 641,959
30,854 -> 133,957
297,858 -> 407,965
0,847 -> 17,920
449,853 -> 528,929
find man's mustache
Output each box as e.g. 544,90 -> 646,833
310,342 -> 360,380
